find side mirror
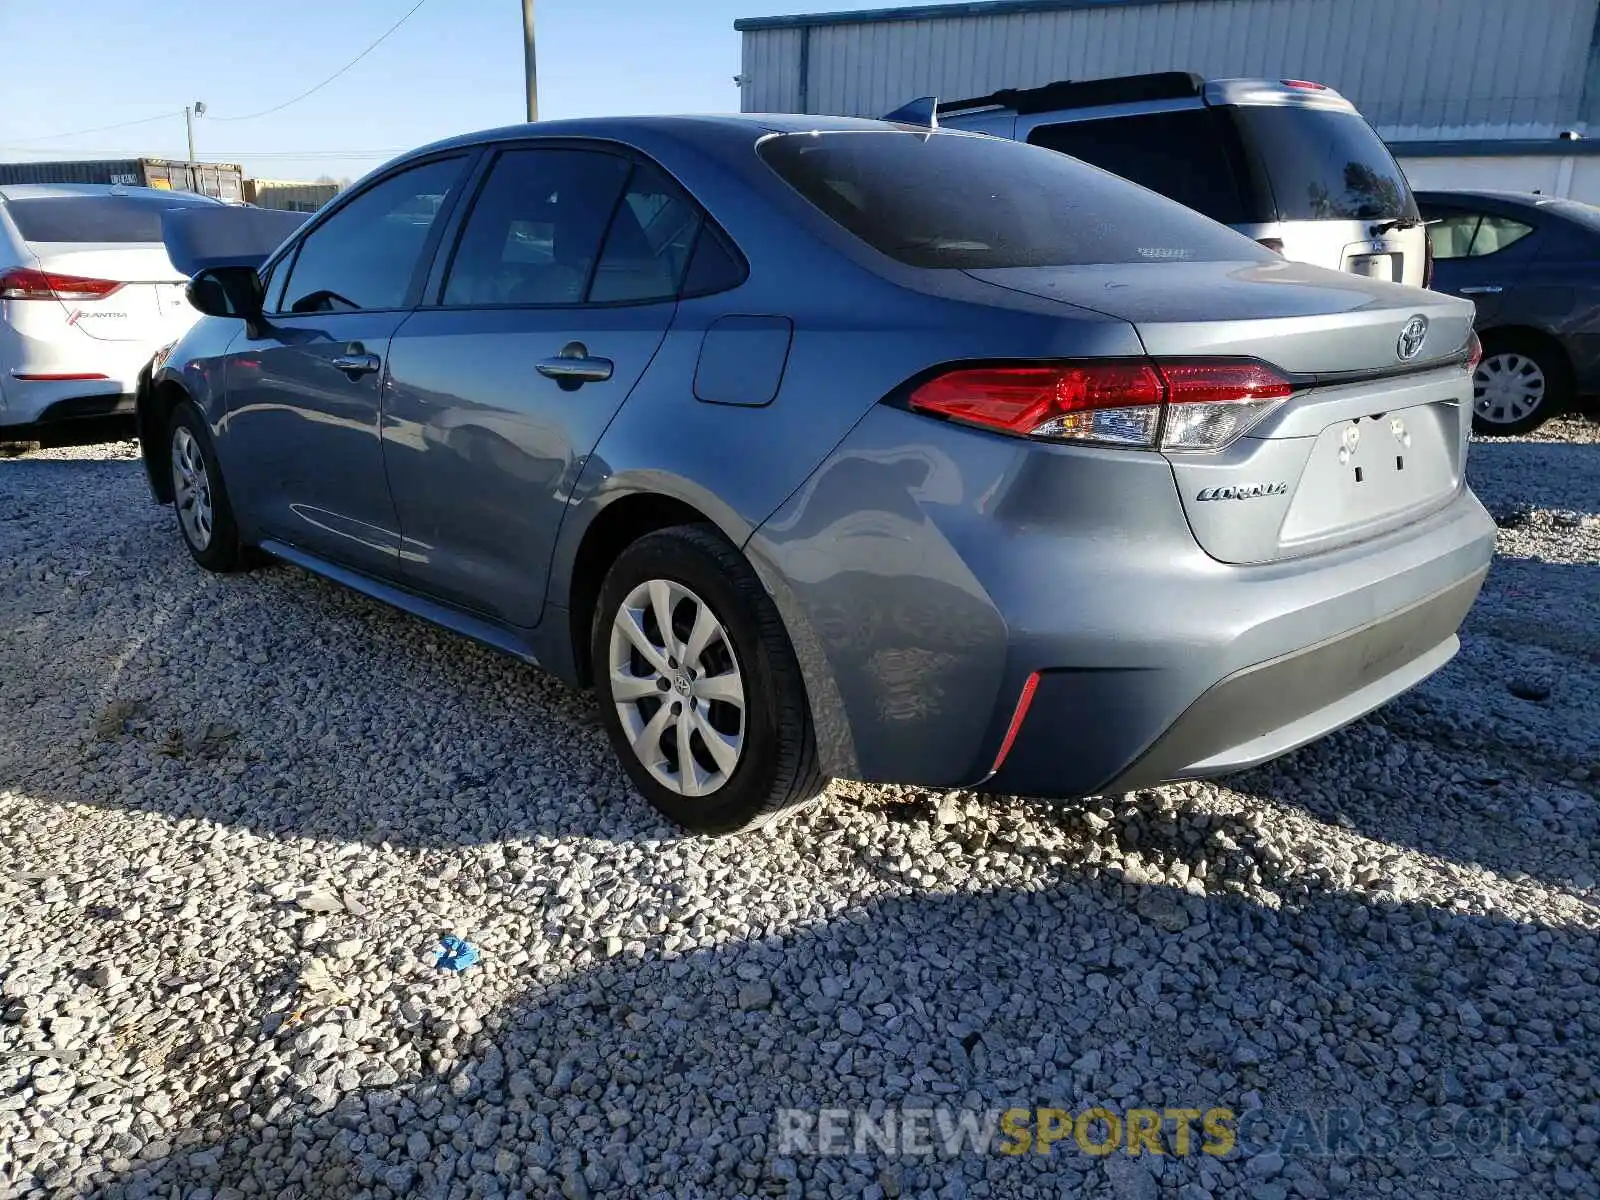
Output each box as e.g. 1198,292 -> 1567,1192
186,265 -> 263,320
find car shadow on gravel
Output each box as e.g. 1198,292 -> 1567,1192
67,867 -> 1595,1200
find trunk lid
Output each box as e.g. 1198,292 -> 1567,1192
27,242 -> 195,343
967,259 -> 1477,563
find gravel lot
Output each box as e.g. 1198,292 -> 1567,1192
1,417 -> 1596,1200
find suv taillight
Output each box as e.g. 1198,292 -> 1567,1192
1423,233 -> 1435,288
0,267 -> 123,301
907,359 -> 1295,452
1466,330 -> 1483,373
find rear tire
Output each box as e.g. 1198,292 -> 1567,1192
168,402 -> 250,572
1472,331 -> 1571,436
591,523 -> 826,835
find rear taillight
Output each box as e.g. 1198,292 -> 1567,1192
0,267 -> 124,301
907,359 -> 1295,452
1466,330 -> 1483,373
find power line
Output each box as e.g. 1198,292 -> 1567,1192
4,110 -> 184,144
208,0 -> 430,122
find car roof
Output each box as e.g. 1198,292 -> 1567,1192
1415,189 -> 1557,208
0,182 -> 224,203
395,112 -> 921,160
939,73 -> 1357,117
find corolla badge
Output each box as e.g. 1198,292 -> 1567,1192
1396,314 -> 1428,361
1195,482 -> 1289,501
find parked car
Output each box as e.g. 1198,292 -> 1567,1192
938,73 -> 1429,286
0,184 -> 220,435
1416,189 -> 1600,434
140,116 -> 1494,835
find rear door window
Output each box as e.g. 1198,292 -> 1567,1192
1027,109 -> 1252,225
440,148 -> 631,306
1228,106 -> 1417,222
5,193 -> 219,243
758,129 -> 1267,269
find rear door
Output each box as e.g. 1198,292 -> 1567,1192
5,192 -> 216,344
1420,203 -> 1538,324
223,155 -> 472,576
1220,103 -> 1426,284
382,146 -> 695,627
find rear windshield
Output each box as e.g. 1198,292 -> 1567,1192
5,193 -> 220,243
1229,106 -> 1417,222
757,130 -> 1269,269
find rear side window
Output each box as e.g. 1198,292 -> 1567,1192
5,193 -> 218,243
442,148 -> 631,306
1229,106 -> 1417,222
277,156 -> 466,314
1028,109 -> 1251,225
758,130 -> 1266,269
1427,212 -> 1535,259
589,163 -> 704,303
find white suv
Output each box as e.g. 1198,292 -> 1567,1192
0,184 -> 218,434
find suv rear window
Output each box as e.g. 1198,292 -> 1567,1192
5,193 -> 220,243
758,130 -> 1267,269
1229,106 -> 1417,222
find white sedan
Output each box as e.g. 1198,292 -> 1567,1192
0,183 -> 219,434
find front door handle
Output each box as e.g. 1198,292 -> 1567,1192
1458,285 -> 1503,295
536,341 -> 614,389
331,344 -> 381,376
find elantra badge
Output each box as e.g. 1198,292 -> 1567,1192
1396,315 -> 1428,361
1195,482 -> 1289,501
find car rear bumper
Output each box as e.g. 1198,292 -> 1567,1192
749,404 -> 1497,796
987,565 -> 1484,796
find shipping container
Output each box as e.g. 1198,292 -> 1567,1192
241,178 -> 340,213
0,158 -> 244,201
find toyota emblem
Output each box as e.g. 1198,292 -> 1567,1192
1396,315 -> 1428,361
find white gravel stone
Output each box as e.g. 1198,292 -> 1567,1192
0,423 -> 1596,1198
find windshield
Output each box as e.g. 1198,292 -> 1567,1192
1230,106 -> 1418,222
757,130 -> 1270,269
6,193 -> 220,243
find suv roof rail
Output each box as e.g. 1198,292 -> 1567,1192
937,71 -> 1205,117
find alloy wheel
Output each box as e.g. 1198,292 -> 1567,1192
1473,352 -> 1546,427
171,425 -> 214,551
607,578 -> 746,797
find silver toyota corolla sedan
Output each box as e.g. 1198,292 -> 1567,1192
138,115 -> 1496,835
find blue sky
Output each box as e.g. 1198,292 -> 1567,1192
0,0 -> 884,182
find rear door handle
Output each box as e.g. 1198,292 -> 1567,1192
331,349 -> 381,375
536,341 -> 613,387
1458,285 -> 1503,295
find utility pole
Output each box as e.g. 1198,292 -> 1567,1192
521,0 -> 538,122
184,101 -> 205,162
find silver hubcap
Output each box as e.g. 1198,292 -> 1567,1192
171,426 -> 214,550
608,579 -> 745,797
1474,352 -> 1546,425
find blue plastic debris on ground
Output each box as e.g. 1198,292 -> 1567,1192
435,935 -> 480,972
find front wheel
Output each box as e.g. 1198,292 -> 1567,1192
591,524 -> 826,835
168,402 -> 250,572
1472,332 -> 1571,436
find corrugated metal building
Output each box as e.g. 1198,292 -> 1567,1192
735,0 -> 1600,201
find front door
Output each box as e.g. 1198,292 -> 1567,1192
222,154 -> 471,576
1424,206 -> 1537,324
383,148 -> 704,627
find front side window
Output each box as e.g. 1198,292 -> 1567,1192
1028,109 -> 1252,225
442,149 -> 631,306
759,129 -> 1267,269
276,156 -> 467,314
